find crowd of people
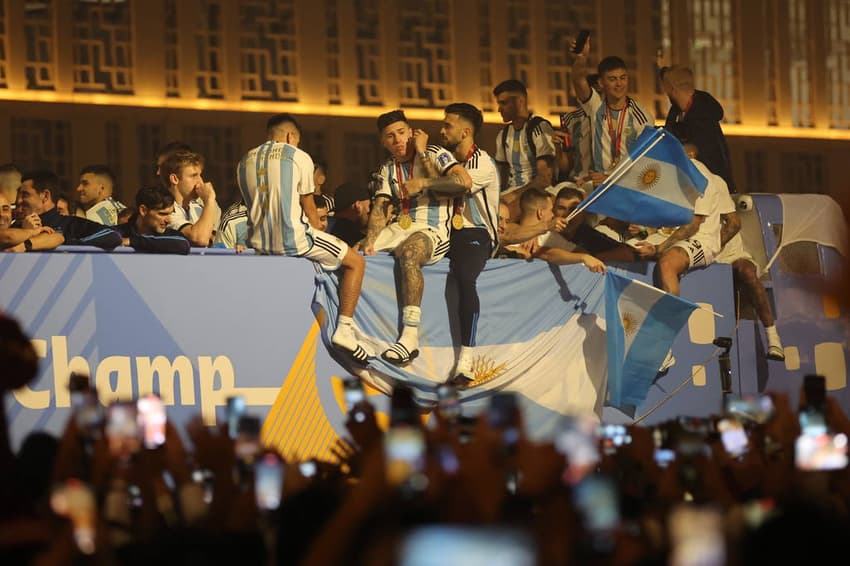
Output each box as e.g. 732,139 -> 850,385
4,34 -> 824,562
1,313 -> 849,565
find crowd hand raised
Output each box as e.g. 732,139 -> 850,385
588,170 -> 608,187
569,33 -> 591,58
518,238 -> 539,258
330,437 -> 362,478
344,403 -> 382,452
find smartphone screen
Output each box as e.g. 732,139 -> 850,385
726,394 -> 774,424
598,423 -> 632,455
573,474 -> 620,554
795,432 -> 849,471
572,29 -> 591,54
398,526 -> 536,566
488,392 -> 520,449
106,401 -> 140,457
555,415 -> 600,485
255,451 -> 284,511
385,427 -> 426,488
437,383 -> 460,423
343,378 -> 366,413
298,460 -> 318,479
137,394 -> 166,449
226,395 -> 246,439
716,417 -> 748,458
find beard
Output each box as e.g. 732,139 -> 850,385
442,139 -> 459,151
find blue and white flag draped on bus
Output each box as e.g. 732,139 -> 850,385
579,127 -> 708,228
604,271 -> 699,406
312,257 -> 697,438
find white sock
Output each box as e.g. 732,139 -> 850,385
332,317 -> 356,349
338,315 -> 354,328
398,325 -> 419,352
765,325 -> 782,347
456,346 -> 473,373
402,306 -> 421,327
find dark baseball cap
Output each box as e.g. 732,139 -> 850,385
333,182 -> 371,211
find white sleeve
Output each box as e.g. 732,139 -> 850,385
494,129 -> 506,163
295,150 -> 316,196
579,90 -> 602,118
427,145 -> 460,176
374,162 -> 393,198
532,119 -> 556,158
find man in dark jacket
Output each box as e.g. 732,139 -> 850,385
17,170 -> 122,249
662,65 -> 736,192
116,186 -> 191,254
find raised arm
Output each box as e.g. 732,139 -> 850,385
570,35 -> 593,104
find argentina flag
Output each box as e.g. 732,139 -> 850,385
312,255 -> 610,440
604,271 -> 699,406
579,127 -> 708,227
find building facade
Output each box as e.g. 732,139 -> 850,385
0,0 -> 847,207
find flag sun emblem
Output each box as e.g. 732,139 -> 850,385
639,165 -> 661,189
621,311 -> 639,338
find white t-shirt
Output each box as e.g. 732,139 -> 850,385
494,115 -> 556,192
580,90 -> 653,174
690,159 -> 736,256
86,197 -> 126,226
238,141 -> 316,255
375,145 -> 459,241
168,197 -> 220,236
459,147 -> 500,246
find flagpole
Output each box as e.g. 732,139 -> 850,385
565,129 -> 668,225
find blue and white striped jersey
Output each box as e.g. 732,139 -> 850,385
238,141 -> 316,255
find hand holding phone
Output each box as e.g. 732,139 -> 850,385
106,401 -> 140,458
572,30 -> 591,55
137,393 -> 166,449
255,451 -> 284,511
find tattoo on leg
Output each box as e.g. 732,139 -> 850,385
397,233 -> 432,307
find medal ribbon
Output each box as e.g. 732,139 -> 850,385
396,160 -> 413,219
605,102 -> 627,162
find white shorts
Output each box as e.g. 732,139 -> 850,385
373,221 -> 450,265
672,237 -> 715,268
299,229 -> 349,271
714,234 -> 760,274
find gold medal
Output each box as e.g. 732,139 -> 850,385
452,213 -> 464,230
398,213 -> 412,230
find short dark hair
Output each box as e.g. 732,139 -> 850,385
266,113 -> 302,136
136,185 -> 175,211
313,194 -> 329,210
598,56 -> 627,76
493,79 -> 527,98
333,181 -> 371,211
444,102 -> 484,135
556,187 -> 584,202
376,109 -> 408,133
314,161 -> 327,174
22,170 -> 60,200
56,192 -> 79,215
519,187 -> 551,215
79,164 -> 116,186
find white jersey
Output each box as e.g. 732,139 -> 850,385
214,201 -> 248,248
537,230 -> 576,251
459,147 -> 500,246
560,107 -> 592,180
581,90 -> 653,174
690,159 -> 735,257
85,197 -> 126,226
494,114 -> 556,192
375,144 -> 459,240
238,141 -> 316,255
168,197 -> 220,233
